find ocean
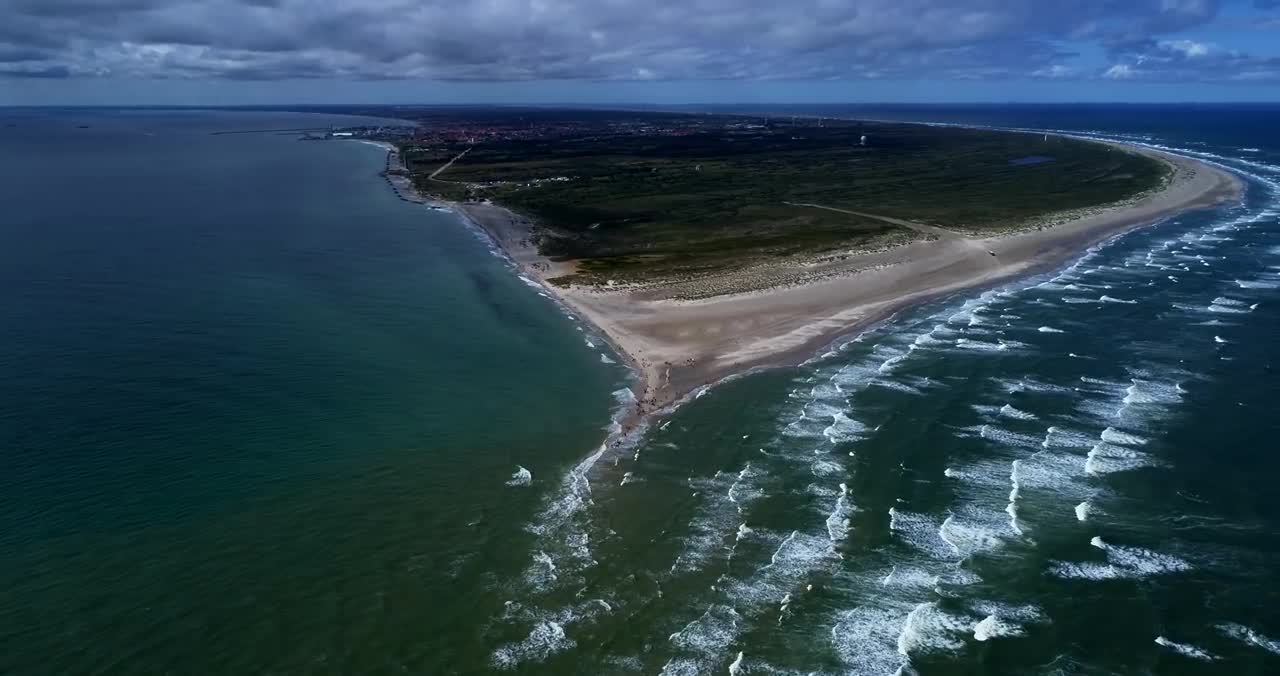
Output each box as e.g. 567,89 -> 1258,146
1,105 -> 1278,675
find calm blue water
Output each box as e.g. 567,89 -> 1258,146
2,105 -> 1278,675
0,109 -> 622,673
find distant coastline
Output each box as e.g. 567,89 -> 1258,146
354,133 -> 1243,441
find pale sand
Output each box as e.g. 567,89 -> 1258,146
445,143 -> 1240,433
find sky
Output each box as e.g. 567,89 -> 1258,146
2,0 -> 1280,105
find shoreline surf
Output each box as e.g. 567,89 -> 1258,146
354,133 -> 1243,448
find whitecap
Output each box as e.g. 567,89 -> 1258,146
879,565 -> 940,591
999,404 -> 1038,421
974,614 -> 1023,642
492,620 -> 576,669
1085,442 -> 1156,475
897,602 -> 969,657
506,465 -> 533,487
823,411 -> 868,444
1054,538 -> 1193,580
728,651 -> 745,676
974,424 -> 1042,449
812,459 -> 845,478
668,604 -> 741,655
1154,636 -> 1217,661
1217,623 -> 1280,655
1100,427 -> 1148,446
1037,326 -> 1065,333
831,606 -> 910,676
825,485 -> 855,542
1043,426 -> 1095,449
889,509 -> 956,561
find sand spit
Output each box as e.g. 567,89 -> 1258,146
384,140 -> 1242,437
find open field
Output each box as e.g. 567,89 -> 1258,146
396,111 -> 1169,286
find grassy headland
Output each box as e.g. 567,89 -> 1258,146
395,111 -> 1168,287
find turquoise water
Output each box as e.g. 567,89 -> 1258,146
2,107 -> 1279,675
0,110 -> 621,673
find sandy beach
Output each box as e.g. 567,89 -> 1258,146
427,142 -> 1242,432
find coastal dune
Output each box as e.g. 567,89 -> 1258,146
453,143 -> 1241,424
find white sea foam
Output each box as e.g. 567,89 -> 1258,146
826,484 -> 855,542
1208,297 -> 1252,314
971,424 -> 1042,449
1075,501 -> 1091,522
897,602 -> 969,657
1099,295 -> 1138,304
1048,560 -> 1125,580
1100,427 -> 1147,446
1000,404 -> 1038,421
1154,636 -> 1217,661
969,602 -> 1044,642
878,352 -> 909,374
600,353 -> 616,364
1037,326 -> 1065,333
1043,426 -> 1095,449
889,508 -> 956,560
997,378 -> 1074,395
1053,538 -> 1192,580
1217,623 -> 1280,655
823,412 -> 868,444
668,604 -> 741,655
940,507 -> 1010,558
955,337 -> 1025,351
1007,459 -> 1028,524
831,606 -> 910,676
1085,442 -> 1156,475
1102,542 -> 1193,575
913,328 -> 949,347
526,551 -> 558,589
492,620 -> 576,669
673,466 -> 765,574
879,565 -> 939,591
870,378 -> 925,395
728,651 -> 745,675
974,614 -> 1022,641
506,465 -> 533,487
1122,379 -> 1183,406
724,530 -> 835,606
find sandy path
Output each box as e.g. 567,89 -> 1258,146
430,147 -> 471,181
783,201 -> 964,240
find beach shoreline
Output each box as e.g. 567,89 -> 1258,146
367,136 -> 1243,440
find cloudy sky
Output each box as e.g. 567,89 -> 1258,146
3,0 -> 1280,104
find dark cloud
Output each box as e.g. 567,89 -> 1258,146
0,0 -> 1271,82
0,63 -> 71,77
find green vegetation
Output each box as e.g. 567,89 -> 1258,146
400,113 -> 1168,286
